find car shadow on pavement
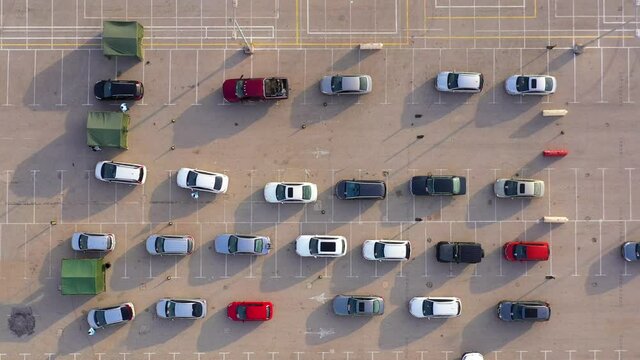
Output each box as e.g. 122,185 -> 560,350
399,84 -> 462,130
304,302 -> 372,345
56,309 -> 99,355
473,92 -> 540,128
197,307 -> 263,351
460,304 -> 534,353
510,109 -> 559,139
378,306 -> 444,349
584,245 -> 639,295
127,304 -> 197,350
289,89 -> 359,129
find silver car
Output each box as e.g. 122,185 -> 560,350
332,295 -> 384,316
87,302 -> 135,330
71,232 -> 115,252
435,71 -> 483,93
621,241 -> 640,261
156,298 -> 207,319
146,234 -> 194,255
505,75 -> 556,95
494,178 -> 544,198
320,75 -> 372,95
214,234 -> 271,255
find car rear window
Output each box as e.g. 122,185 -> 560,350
254,239 -> 263,253
214,176 -> 223,190
545,77 -> 554,91
302,185 -> 312,200
359,77 -> 368,91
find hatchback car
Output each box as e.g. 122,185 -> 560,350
362,240 -> 411,261
320,75 -> 372,95
435,71 -> 484,93
156,298 -> 207,319
264,182 -> 318,203
145,234 -> 194,255
504,241 -> 550,261
333,295 -> 384,316
497,300 -> 551,322
295,235 -> 347,258
621,241 -> 640,261
494,178 -> 544,198
410,175 -> 466,196
94,79 -> 144,100
214,234 -> 271,255
505,75 -> 556,95
87,302 -> 135,330
409,297 -> 461,319
94,161 -> 147,185
335,180 -> 386,200
176,168 -> 229,194
71,232 -> 115,252
227,301 -> 274,321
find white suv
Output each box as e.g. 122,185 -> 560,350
296,235 -> 347,257
362,240 -> 411,261
95,161 -> 146,185
409,297 -> 461,319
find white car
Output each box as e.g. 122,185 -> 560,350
87,302 -> 135,330
296,235 -> 347,258
176,168 -> 229,194
156,299 -> 207,319
95,161 -> 146,185
71,232 -> 115,252
461,354 -> 483,360
494,178 -> 545,198
264,182 -> 318,203
505,75 -> 556,95
320,75 -> 372,95
436,71 -> 483,93
362,240 -> 411,261
409,297 -> 461,319
146,234 -> 194,255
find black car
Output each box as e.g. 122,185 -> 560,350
410,175 -> 466,196
497,300 -> 551,322
94,79 -> 144,100
335,180 -> 386,200
436,241 -> 484,263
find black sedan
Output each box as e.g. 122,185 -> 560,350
94,79 -> 144,100
410,175 -> 466,196
335,180 -> 386,200
497,300 -> 550,322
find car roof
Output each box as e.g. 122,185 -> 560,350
114,164 -> 141,181
195,173 -> 217,189
162,237 -> 190,252
103,307 -> 125,323
429,298 -> 460,316
173,301 -> 197,317
340,76 -> 363,91
456,73 -> 481,89
382,242 -> 408,258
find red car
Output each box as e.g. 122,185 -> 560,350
222,77 -> 288,102
227,301 -> 273,321
504,241 -> 550,261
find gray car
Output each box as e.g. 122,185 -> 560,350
332,295 -> 384,316
214,234 -> 271,255
497,300 -> 550,322
621,241 -> 640,261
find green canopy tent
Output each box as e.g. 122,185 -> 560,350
87,111 -> 130,149
60,258 -> 106,295
102,20 -> 144,60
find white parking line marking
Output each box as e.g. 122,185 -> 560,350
492,169 -> 499,220
423,223 -> 429,277
56,50 -> 65,106
147,223 -> 153,279
600,168 -> 606,219
383,48 -> 389,105
626,168 -> 634,219
0,224 -> 3,279
58,170 -> 64,223
31,170 -> 37,223
498,221 -> 503,276
30,50 -> 37,106
347,222 -> 356,278
596,220 -> 604,276
410,48 -> 416,104
3,51 -> 10,106
193,50 -> 200,105
599,48 -> 606,103
47,225 -> 52,278
465,169 -> 471,221
614,350 -> 627,360
589,350 -> 601,360
398,223 -> 405,277
166,50 -> 174,105
86,170 -> 91,222
472,221 -> 479,276
625,48 -> 633,103
448,222 -> 453,277
83,50 -> 92,106
23,224 -> 27,279
442,351 -> 452,360
122,224 -> 129,279
167,170 -> 173,221
272,224 -> 280,278
491,48 -> 496,104
196,223 -> 204,279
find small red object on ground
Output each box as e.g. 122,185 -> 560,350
543,149 -> 568,157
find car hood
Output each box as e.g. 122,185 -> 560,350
295,236 -> 312,256
362,241 -> 376,260
498,301 -> 514,320
263,183 -> 279,202
435,72 -> 450,91
437,243 -> 455,261
409,298 -> 426,318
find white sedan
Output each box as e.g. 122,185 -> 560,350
156,298 -> 207,319
320,75 -> 372,95
362,240 -> 411,261
71,232 -> 115,252
435,71 -> 483,93
87,302 -> 135,330
505,75 -> 556,95
176,168 -> 229,194
264,182 -> 318,203
94,161 -> 146,185
409,297 -> 461,319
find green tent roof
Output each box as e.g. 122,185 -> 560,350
102,20 -> 144,60
87,111 -> 130,149
61,258 -> 106,295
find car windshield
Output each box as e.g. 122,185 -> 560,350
345,182 -> 360,197
192,303 -> 203,317
516,77 -> 529,92
155,237 -> 165,253
331,77 -> 343,92
545,77 -> 554,91
373,242 -> 385,259
302,185 -> 312,200
228,235 -> 239,253
308,238 -> 319,255
275,185 -> 286,201
422,300 -> 434,316
78,234 -> 89,249
235,80 -> 245,98
236,305 -> 247,320
186,171 -> 198,187
514,245 -> 527,259
94,310 -> 107,327
101,163 -> 117,179
166,301 -> 176,317
447,73 -> 459,89
504,180 -> 519,196
214,176 -> 223,190
254,238 -> 263,253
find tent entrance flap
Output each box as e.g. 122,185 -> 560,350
61,258 -> 106,295
102,20 -> 144,60
87,111 -> 130,149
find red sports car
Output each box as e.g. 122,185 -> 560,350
504,241 -> 550,261
227,301 -> 273,321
